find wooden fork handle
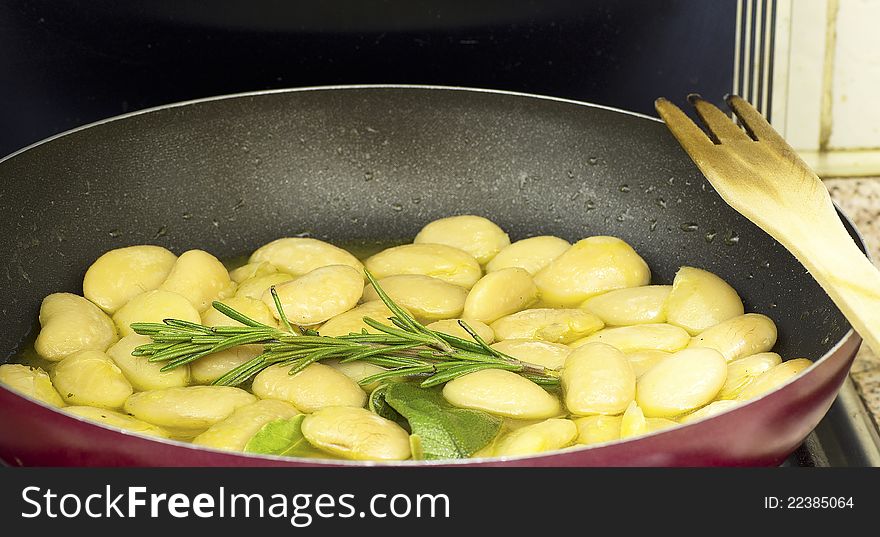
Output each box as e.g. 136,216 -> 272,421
784,214 -> 880,355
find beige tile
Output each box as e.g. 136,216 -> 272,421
851,370 -> 880,430
826,177 -> 880,424
826,177 -> 880,263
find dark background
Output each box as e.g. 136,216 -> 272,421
0,0 -> 736,158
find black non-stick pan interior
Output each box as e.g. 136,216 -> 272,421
0,86 -> 855,363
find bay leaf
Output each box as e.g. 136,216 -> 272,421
384,383 -> 502,460
243,415 -> 329,459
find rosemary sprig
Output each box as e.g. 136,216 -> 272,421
130,269 -> 560,388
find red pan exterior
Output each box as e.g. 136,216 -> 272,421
0,332 -> 859,467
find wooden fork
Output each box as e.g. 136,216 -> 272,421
655,94 -> 880,355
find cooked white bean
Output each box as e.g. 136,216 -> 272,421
414,215 -> 510,265
106,334 -> 190,391
627,350 -> 672,378
264,265 -> 363,325
574,415 -> 622,445
362,274 -> 467,322
64,406 -> 171,438
123,386 -> 257,436
688,313 -> 777,362
678,400 -> 742,424
426,319 -> 495,343
364,243 -> 482,289
0,364 -> 65,407
201,296 -> 277,328
665,267 -> 744,335
647,417 -> 679,432
533,236 -> 651,307
562,342 -> 636,416
486,236 -> 571,275
319,301 -> 396,337
581,285 -> 671,326
443,369 -> 562,419
35,293 -> 118,361
159,250 -> 234,312
235,273 -> 295,301
301,406 -> 411,461
323,359 -> 390,393
192,399 -> 301,451
636,348 -> 727,418
570,323 -> 690,354
51,350 -> 133,409
462,268 -> 538,323
619,401 -> 647,439
251,363 -> 367,412
83,245 -> 177,314
190,346 -> 262,385
112,289 -> 201,337
490,339 -> 570,370
493,418 -> 577,457
490,308 -> 604,344
249,237 -> 364,277
736,358 -> 813,401
717,352 -> 783,400
229,261 -> 277,284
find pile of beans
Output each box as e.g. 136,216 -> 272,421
0,215 -> 813,460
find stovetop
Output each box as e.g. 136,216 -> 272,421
782,378 -> 880,466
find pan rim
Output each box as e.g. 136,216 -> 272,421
0,84 -> 864,466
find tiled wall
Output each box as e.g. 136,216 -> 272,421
772,0 -> 880,177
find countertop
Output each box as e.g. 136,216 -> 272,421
826,178 -> 880,429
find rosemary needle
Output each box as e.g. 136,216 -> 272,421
131,269 -> 560,388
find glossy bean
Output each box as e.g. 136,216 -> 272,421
106,334 -> 190,391
688,314 -> 778,362
160,250 -> 234,312
636,348 -> 728,418
251,363 -> 367,413
581,285 -> 671,326
52,350 -> 133,409
249,237 -> 364,277
264,265 -> 363,325
83,245 -> 177,314
414,215 -> 510,265
35,293 -> 118,361
491,308 -> 604,344
462,268 -> 538,324
570,323 -> 690,354
490,339 -> 571,370
736,358 -> 813,401
364,243 -> 482,289
112,289 -> 201,337
443,369 -> 562,419
192,399 -> 301,451
362,274 -> 467,322
665,267 -> 744,335
534,236 -> 651,307
0,364 -> 65,407
301,406 -> 411,461
717,352 -> 782,400
574,415 -> 622,445
486,236 -> 571,275
64,406 -> 171,438
124,385 -> 257,436
562,342 -> 636,416
493,418 -> 578,457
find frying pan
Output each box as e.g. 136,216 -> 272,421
0,85 -> 864,466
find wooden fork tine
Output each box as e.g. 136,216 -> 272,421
688,94 -> 750,143
654,98 -> 713,156
725,94 -> 788,146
